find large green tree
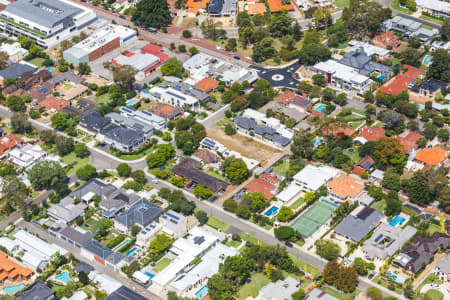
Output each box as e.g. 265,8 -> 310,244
221,156 -> 250,184
132,0 -> 171,28
28,161 -> 66,190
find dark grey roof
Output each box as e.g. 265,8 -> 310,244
105,285 -> 148,300
74,262 -> 94,275
101,123 -> 145,147
254,125 -> 291,146
234,116 -> 256,130
0,62 -> 36,80
106,252 -> 126,265
106,112 -> 154,134
340,49 -> 393,75
173,157 -> 229,192
208,0 -> 223,14
84,240 -> 113,259
59,226 -> 93,246
17,280 -> 54,300
48,72 -> 84,86
71,178 -> 117,199
411,79 -> 448,93
115,199 -> 163,228
334,207 -> 384,242
5,0 -> 82,29
79,112 -> 111,133
254,125 -> 276,136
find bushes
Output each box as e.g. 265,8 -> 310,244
274,226 -> 295,240
223,199 -> 238,212
106,234 -> 125,249
315,239 -> 341,260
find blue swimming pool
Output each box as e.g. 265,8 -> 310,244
378,75 -> 386,80
418,104 -> 425,111
386,271 -> 405,283
145,272 -> 155,279
313,137 -> 323,147
126,99 -> 139,107
314,104 -> 327,113
423,55 -> 432,65
3,284 -> 25,295
126,247 -> 139,257
389,215 -> 406,227
264,206 -> 279,217
195,285 -> 209,299
55,272 -> 72,284
47,67 -> 54,72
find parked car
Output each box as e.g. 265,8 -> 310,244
119,15 -> 126,19
234,55 -> 241,60
148,27 -> 157,33
315,275 -> 323,282
285,241 -> 293,247
152,179 -> 159,184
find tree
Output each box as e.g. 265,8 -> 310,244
0,51 -> 8,69
149,234 -> 173,253
335,266 -> 358,293
147,144 -> 175,168
117,163 -> 132,177
342,0 -> 391,38
440,17 -> 450,40
400,47 -> 422,66
323,260 -> 340,284
226,38 -> 237,52
382,170 -> 400,191
131,224 -> 141,236
274,226 -> 295,240
315,239 -> 341,260
131,170 -> 147,184
113,65 -> 136,92
373,137 -> 406,170
74,143 -> 89,158
11,112 -> 32,133
366,287 -> 383,300
208,274 -> 234,300
403,284 -> 415,299
193,185 -> 212,200
224,123 -> 236,135
160,58 -> 184,78
182,30 -> 192,38
221,156 -> 250,184
312,74 -> 327,87
7,95 -> 25,111
385,191 -> 402,216
1,176 -> 28,209
76,165 -> 97,180
55,136 -> 74,156
403,170 -> 433,206
353,257 -> 369,276
195,210 -> 208,225
252,37 -> 276,62
292,289 -> 306,300
236,205 -> 251,219
78,271 -> 90,285
28,161 -> 65,190
437,128 -> 449,142
223,199 -> 238,213
277,206 -> 294,222
132,0 -> 171,28
189,46 -> 199,55
78,63 -> 91,75
429,49 -> 450,81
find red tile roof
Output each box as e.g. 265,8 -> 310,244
36,97 -> 68,111
378,65 -> 424,95
414,146 -> 449,166
248,3 -> 266,15
185,0 -> 209,8
358,126 -> 385,142
194,77 -> 219,92
246,173 -> 280,200
193,149 -> 220,164
150,104 -> 183,120
0,134 -> 23,156
328,176 -> 365,201
396,132 -> 421,152
267,0 -> 294,12
324,127 -> 355,138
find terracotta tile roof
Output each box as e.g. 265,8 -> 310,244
353,156 -> 375,175
414,146 -> 449,166
248,3 -> 266,15
246,173 -> 280,200
267,0 -> 293,12
396,132 -> 421,152
358,126 -> 385,142
194,77 -> 219,92
0,134 -> 23,156
186,0 -> 209,9
36,97 -> 68,111
150,103 -> 183,120
328,175 -> 365,200
0,252 -> 34,280
378,65 -> 424,95
324,126 -> 355,138
274,91 -> 303,105
193,148 -> 220,164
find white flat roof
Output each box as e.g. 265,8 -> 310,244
293,164 -> 340,191
277,184 -> 302,202
71,24 -> 134,53
115,53 -> 159,72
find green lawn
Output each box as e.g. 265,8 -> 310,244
273,160 -> 290,176
85,218 -> 105,234
290,198 -> 305,210
333,0 -> 350,8
29,57 -> 46,68
153,257 -> 172,272
239,233 -> 266,246
348,120 -> 365,130
289,254 -> 321,276
420,14 -> 444,25
418,275 -> 444,293
225,239 -> 242,248
62,152 -> 90,176
108,144 -> 156,161
300,278 -> 312,289
371,200 -> 386,213
207,216 -> 230,232
427,224 -> 442,236
215,117 -> 233,128
237,273 -> 271,300
205,170 -> 229,183
343,147 -> 361,163
425,290 -> 444,300
391,0 -> 413,15
373,276 -> 403,294
320,286 -> 360,300
94,94 -> 111,105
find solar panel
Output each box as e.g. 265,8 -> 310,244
170,219 -> 178,224
166,212 -> 180,220
386,240 -> 395,248
374,234 -> 383,243
362,161 -> 372,169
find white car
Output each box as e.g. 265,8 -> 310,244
216,46 -> 224,50
152,179 -> 159,184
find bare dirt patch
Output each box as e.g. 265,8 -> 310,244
206,128 -> 281,165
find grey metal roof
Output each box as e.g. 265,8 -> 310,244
17,280 -> 54,300
159,81 -> 209,102
334,207 -> 384,242
79,111 -> 111,133
208,0 -> 223,14
48,72 -> 84,86
84,240 -> 113,259
101,123 -> 145,147
115,199 -> 163,228
4,0 -> 82,29
59,226 -> 93,246
71,178 -> 117,199
0,62 -> 36,79
106,112 -> 154,134
74,262 -> 94,275
105,285 -> 148,300
234,116 -> 256,130
106,252 -> 126,265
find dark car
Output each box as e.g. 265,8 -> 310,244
233,55 -> 241,60
315,275 -> 323,282
119,15 -> 126,19
285,241 -> 293,247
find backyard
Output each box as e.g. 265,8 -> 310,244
320,285 -> 360,300
153,257 -> 172,272
333,0 -> 350,8
205,170 -> 229,183
237,273 -> 271,300
273,160 -> 289,176
371,200 -> 386,213
343,147 -> 361,163
290,198 -> 305,210
29,57 -> 46,68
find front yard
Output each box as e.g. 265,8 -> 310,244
62,152 -> 90,176
207,216 -> 230,232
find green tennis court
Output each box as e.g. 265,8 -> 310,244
290,200 -> 337,237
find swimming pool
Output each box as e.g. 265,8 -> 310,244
418,104 -> 425,111
47,67 -> 54,72
314,104 -> 327,113
378,75 -> 386,80
264,206 -> 279,218
113,239 -> 130,252
125,247 -> 139,257
423,55 -> 432,66
55,272 -> 72,284
3,284 -> 25,295
389,215 -> 406,227
195,285 -> 209,299
145,272 -> 155,279
126,99 -> 139,107
386,271 -> 405,283
313,137 -> 323,147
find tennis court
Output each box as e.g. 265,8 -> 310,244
290,200 -> 337,237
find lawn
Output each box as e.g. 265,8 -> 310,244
62,152 -> 90,176
206,170 -> 229,183
85,218 -> 105,234
371,200 -> 386,213
289,254 -> 320,276
273,160 -> 290,176
333,0 -> 350,8
373,276 -> 403,294
290,198 -> 305,210
94,94 -> 111,105
215,117 -> 233,128
237,273 -> 271,300
108,144 -> 156,161
420,14 -> 444,26
153,257 -> 172,272
225,239 -> 242,248
207,216 -> 230,232
239,233 -> 266,246
29,57 -> 46,68
391,0 -> 413,15
320,286 -> 360,300
425,289 -> 444,300
427,224 -> 442,236
348,120 -> 365,130
343,147 -> 361,163
63,83 -> 73,90
418,274 -> 444,293
300,278 -> 312,289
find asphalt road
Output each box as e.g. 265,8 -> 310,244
250,61 -> 302,89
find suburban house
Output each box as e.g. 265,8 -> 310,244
119,107 -> 166,130
409,79 -> 448,98
434,254 -> 450,281
0,61 -> 36,84
192,148 -> 220,166
105,285 -> 148,300
415,0 -> 450,17
293,164 -> 340,193
160,210 -> 187,239
327,175 -> 365,204
0,42 -> 28,63
413,146 -> 449,168
47,196 -> 87,224
114,199 -> 163,233
352,157 -> 375,175
8,144 -> 47,169
396,132 -> 421,153
148,86 -> 200,111
0,134 -> 23,158
0,251 -> 34,282
368,169 -> 384,186
17,281 -> 54,300
393,232 -> 450,273
58,226 -> 93,249
339,47 -> 393,77
334,207 -> 384,242
379,65 -> 424,95
381,16 -> 437,41
362,224 -> 417,261
354,126 -> 385,145
246,173 -> 281,200
258,277 -> 298,300
149,103 -> 183,120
